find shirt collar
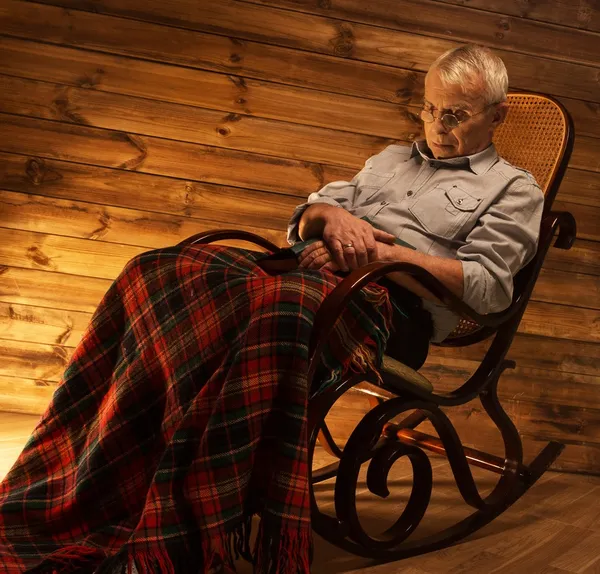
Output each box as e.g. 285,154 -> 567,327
410,140 -> 499,175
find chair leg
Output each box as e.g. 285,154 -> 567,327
525,441 -> 565,486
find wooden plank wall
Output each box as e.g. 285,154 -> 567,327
0,0 -> 598,473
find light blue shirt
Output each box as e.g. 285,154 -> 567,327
287,141 -> 544,342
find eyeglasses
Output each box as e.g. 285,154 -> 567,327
420,103 -> 498,131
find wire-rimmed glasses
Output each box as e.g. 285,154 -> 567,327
420,103 -> 498,131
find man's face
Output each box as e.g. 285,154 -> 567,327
423,69 -> 506,159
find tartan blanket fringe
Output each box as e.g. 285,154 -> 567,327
26,517 -> 311,574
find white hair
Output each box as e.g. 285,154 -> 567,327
427,44 -> 509,105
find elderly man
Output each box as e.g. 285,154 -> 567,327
289,43 -> 543,355
0,45 -> 542,574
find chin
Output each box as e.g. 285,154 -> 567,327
431,144 -> 458,158
427,142 -> 458,159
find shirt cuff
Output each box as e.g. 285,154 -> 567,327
460,260 -> 491,314
460,260 -> 512,315
286,197 -> 342,245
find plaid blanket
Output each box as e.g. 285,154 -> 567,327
0,244 -> 392,574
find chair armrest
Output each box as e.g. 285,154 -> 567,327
541,210 -> 576,250
308,262 -> 500,376
307,260 -> 491,383
177,229 -> 281,253
308,210 -> 576,384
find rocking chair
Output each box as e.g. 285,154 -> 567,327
180,92 -> 576,562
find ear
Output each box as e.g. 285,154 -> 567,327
491,101 -> 509,128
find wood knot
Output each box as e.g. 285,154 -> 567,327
229,76 -> 247,90
223,113 -> 241,122
52,88 -> 87,124
309,163 -> 325,188
330,23 -> 354,57
89,211 -> 112,240
236,97 -> 247,105
55,318 -> 74,345
404,110 -> 421,125
395,87 -> 413,102
78,67 -> 104,89
26,158 -> 46,185
216,127 -> 230,137
498,18 -> 510,30
52,345 -> 70,363
184,183 -> 195,208
25,157 -> 62,186
117,133 -> 148,170
27,246 -> 56,270
318,0 -> 332,8
577,3 -> 592,24
229,53 -> 242,63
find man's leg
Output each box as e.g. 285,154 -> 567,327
378,278 -> 434,370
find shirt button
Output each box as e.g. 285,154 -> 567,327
380,201 -> 386,205
407,190 -> 414,197
457,198 -> 463,205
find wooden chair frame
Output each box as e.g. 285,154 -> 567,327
179,92 -> 576,562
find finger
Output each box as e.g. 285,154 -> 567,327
301,249 -> 329,270
355,238 -> 370,268
342,244 -> 359,270
363,234 -> 379,263
329,241 -> 348,272
373,228 -> 397,244
299,246 -> 329,268
307,253 -> 332,270
298,240 -> 326,262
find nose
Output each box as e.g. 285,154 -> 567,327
432,116 -> 449,134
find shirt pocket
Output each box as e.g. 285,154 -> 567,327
355,169 -> 395,202
409,185 -> 481,238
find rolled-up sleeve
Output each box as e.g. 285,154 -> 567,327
459,183 -> 544,314
286,178 -> 358,244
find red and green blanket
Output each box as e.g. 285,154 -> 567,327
0,244 -> 392,573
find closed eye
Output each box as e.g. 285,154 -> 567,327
452,110 -> 470,122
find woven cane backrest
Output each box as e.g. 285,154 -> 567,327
445,93 -> 570,342
448,318 -> 480,339
494,93 -> 567,196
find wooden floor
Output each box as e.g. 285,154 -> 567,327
1,411 -> 600,573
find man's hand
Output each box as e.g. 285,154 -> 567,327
299,239 -> 394,272
299,238 -> 464,304
301,206 -> 394,271
298,240 -> 340,272
322,210 -> 396,270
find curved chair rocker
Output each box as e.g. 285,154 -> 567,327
180,93 -> 576,563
